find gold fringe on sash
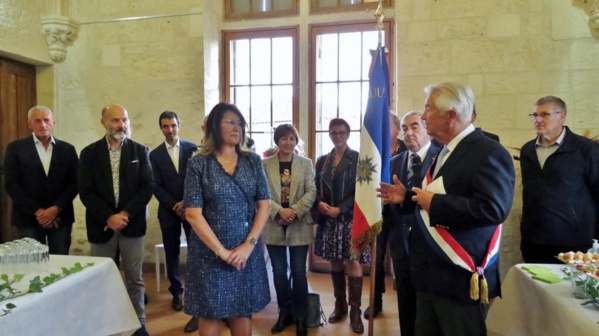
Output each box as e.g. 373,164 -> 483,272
470,273 -> 479,301
469,271 -> 490,303
480,277 -> 489,304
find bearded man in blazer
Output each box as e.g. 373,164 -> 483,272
150,110 -> 199,333
78,104 -> 154,336
379,82 -> 515,336
4,105 -> 78,255
386,111 -> 438,336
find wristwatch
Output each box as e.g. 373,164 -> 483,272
247,236 -> 258,246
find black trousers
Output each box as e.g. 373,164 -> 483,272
159,214 -> 192,296
415,291 -> 489,336
392,257 -> 416,336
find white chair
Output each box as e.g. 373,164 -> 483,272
154,242 -> 188,292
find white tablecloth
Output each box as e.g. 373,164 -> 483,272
0,255 -> 140,336
487,263 -> 599,336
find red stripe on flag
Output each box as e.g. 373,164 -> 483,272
351,203 -> 370,250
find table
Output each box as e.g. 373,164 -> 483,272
487,264 -> 599,336
0,255 -> 140,336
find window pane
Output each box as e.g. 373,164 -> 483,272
347,131 -> 360,152
231,0 -> 251,13
231,40 -> 250,85
274,0 -> 293,10
316,0 -> 337,7
316,34 -> 338,82
272,37 -> 293,84
251,39 -> 271,85
230,86 -> 250,122
250,132 -> 274,158
315,83 -> 338,131
339,82 -> 362,132
253,0 -> 272,12
339,32 -> 362,81
315,132 -> 333,159
250,86 -> 272,132
272,85 -> 293,126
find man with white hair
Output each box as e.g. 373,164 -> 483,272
378,82 -> 515,335
4,105 -> 78,254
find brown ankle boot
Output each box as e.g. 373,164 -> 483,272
348,276 -> 364,333
328,270 -> 348,323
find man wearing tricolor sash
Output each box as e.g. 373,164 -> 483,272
378,82 -> 515,336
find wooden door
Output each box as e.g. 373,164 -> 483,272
0,58 -> 37,243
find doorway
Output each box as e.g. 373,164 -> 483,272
0,58 -> 37,242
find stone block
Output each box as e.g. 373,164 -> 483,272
570,39 -> 599,70
468,74 -> 484,96
102,44 -> 121,67
503,39 -> 569,72
407,22 -> 438,42
488,14 -> 521,38
551,0 -> 591,40
397,41 -> 451,76
431,0 -> 505,20
475,95 -> 517,130
451,40 -> 509,74
437,18 -> 487,40
413,0 -> 434,21
485,72 -> 540,95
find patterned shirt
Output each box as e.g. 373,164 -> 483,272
106,137 -> 122,206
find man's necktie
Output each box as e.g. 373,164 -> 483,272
407,153 -> 422,189
432,145 -> 449,179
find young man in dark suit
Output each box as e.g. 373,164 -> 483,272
379,82 -> 515,336
150,111 -> 199,333
78,104 -> 154,336
4,105 -> 78,254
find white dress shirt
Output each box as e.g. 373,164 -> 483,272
33,133 -> 56,176
166,139 -> 180,173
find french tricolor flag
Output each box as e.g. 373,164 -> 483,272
351,46 -> 391,254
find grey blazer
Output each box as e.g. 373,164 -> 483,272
262,154 -> 317,246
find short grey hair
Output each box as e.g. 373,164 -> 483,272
400,110 -> 424,127
424,82 -> 474,123
389,110 -> 400,128
27,105 -> 53,120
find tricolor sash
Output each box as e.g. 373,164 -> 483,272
414,166 -> 501,303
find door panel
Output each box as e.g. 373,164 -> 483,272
0,58 -> 37,243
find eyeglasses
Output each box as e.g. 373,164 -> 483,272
329,131 -> 348,137
528,111 -> 564,119
222,119 -> 246,129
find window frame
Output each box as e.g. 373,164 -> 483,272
224,0 -> 299,21
310,0 -> 394,15
307,19 -> 394,161
222,26 -> 300,152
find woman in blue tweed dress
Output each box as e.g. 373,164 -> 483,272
184,102 -> 271,336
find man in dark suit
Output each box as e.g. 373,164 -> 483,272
79,104 -> 154,336
379,82 -> 515,336
150,111 -> 199,333
4,105 -> 78,254
520,96 -> 599,262
385,110 -> 438,336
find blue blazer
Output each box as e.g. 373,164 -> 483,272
150,139 -> 197,220
387,143 -> 438,260
408,128 -> 515,302
4,136 -> 78,228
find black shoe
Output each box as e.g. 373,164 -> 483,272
171,294 -> 183,311
133,324 -> 150,336
296,318 -> 307,336
363,305 -> 382,319
183,316 -> 199,333
271,313 -> 294,334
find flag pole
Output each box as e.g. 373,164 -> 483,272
368,3 -> 385,336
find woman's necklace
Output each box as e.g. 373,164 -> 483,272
217,155 -> 237,165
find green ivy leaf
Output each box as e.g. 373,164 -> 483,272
5,303 -> 15,309
28,276 -> 43,293
61,267 -> 70,276
13,274 -> 25,282
0,274 -> 8,282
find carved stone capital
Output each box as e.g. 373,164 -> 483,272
575,0 -> 599,36
41,16 -> 80,63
